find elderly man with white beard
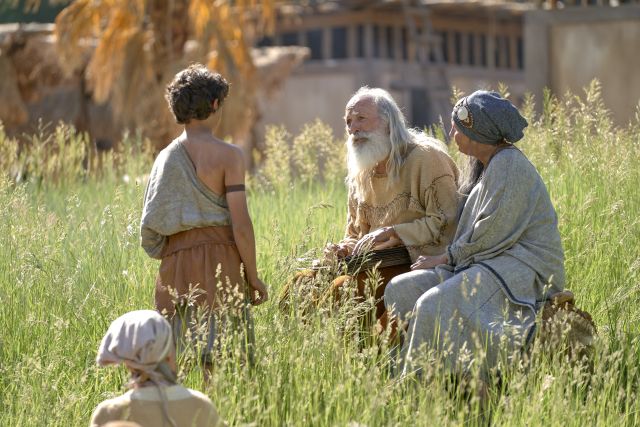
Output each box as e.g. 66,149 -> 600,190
328,87 -> 459,263
280,87 -> 459,334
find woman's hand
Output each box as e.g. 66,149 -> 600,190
353,227 -> 403,254
410,253 -> 448,270
248,278 -> 269,306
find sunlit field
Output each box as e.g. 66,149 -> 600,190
1,84 -> 640,426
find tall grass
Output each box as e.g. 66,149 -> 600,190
1,83 -> 640,426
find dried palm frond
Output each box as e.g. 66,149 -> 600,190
54,0 -> 276,142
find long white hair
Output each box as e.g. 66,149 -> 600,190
346,87 -> 439,200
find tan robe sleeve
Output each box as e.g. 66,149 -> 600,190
392,148 -> 459,250
341,185 -> 364,250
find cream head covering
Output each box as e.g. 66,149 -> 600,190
97,310 -> 176,385
97,310 -> 179,427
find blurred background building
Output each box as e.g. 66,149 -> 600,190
255,0 -> 640,139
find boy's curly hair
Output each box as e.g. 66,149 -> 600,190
165,63 -> 230,124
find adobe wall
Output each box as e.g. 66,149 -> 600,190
256,61 -> 404,141
525,6 -> 640,125
256,69 -> 356,139
257,60 -> 527,141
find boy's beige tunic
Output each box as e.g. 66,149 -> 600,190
345,140 -> 459,261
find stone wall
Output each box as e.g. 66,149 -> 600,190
525,5 -> 640,125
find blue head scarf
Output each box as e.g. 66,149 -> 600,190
452,90 -> 528,145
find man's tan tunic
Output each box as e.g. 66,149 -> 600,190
344,139 -> 459,261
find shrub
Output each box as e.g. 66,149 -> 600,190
255,119 -> 345,190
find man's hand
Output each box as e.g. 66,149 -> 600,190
410,253 -> 448,270
353,227 -> 403,255
248,278 -> 269,305
323,242 -> 352,259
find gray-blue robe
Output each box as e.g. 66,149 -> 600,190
385,148 -> 565,376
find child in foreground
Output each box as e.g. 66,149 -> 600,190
90,310 -> 224,427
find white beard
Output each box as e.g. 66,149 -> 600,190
347,129 -> 392,178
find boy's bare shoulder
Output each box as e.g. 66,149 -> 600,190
212,139 -> 245,163
218,139 -> 243,155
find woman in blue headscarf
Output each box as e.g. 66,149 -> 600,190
384,90 -> 565,380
